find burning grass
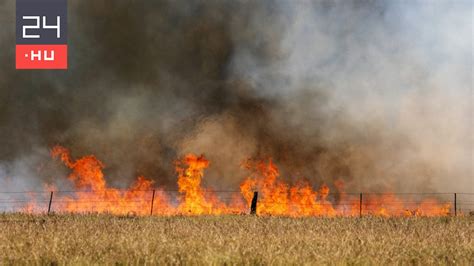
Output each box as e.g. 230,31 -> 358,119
0,214 -> 472,264
12,146 -> 454,217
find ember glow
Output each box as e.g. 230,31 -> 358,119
16,146 -> 452,217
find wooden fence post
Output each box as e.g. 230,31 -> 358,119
359,193 -> 363,217
47,191 -> 53,215
250,191 -> 258,215
150,189 -> 156,216
454,193 -> 457,216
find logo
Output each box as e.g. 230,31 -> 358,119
16,0 -> 68,69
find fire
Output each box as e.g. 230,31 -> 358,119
237,159 -> 450,217
355,193 -> 451,217
10,145 -> 454,217
176,154 -> 216,214
175,154 -> 244,215
49,146 -> 171,215
240,159 -> 336,217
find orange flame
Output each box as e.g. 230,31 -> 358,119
14,146 -> 453,217
239,159 -> 451,217
176,154 -> 215,214
240,159 -> 337,216
49,146 -> 171,215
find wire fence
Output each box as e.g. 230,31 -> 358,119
0,190 -> 473,216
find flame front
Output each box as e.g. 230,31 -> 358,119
240,159 -> 336,216
49,146 -> 171,215
15,146 -> 453,216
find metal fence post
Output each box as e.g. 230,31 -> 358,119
250,191 -> 258,215
150,189 -> 156,216
47,191 -> 53,215
359,193 -> 363,217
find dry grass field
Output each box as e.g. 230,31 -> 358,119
0,214 -> 472,265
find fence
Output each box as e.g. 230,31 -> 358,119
247,192 -> 474,217
0,190 -> 473,216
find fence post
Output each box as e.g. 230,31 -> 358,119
250,191 -> 258,215
47,191 -> 53,215
150,189 -> 156,216
359,193 -> 363,217
454,193 -> 457,216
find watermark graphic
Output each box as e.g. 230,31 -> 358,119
16,0 -> 67,69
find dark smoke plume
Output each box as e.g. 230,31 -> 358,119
0,0 -> 472,193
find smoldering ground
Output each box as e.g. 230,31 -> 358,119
0,0 -> 472,193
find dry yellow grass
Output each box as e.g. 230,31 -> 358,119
0,214 -> 472,265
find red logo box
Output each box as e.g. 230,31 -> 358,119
16,44 -> 67,69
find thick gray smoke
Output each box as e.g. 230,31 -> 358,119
0,0 -> 472,193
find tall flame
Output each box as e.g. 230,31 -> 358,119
176,154 -> 214,214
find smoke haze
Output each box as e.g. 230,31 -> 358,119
0,0 -> 472,193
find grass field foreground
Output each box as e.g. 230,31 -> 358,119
0,214 -> 472,264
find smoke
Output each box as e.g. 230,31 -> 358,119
0,0 -> 472,193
